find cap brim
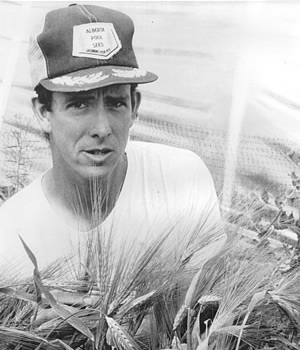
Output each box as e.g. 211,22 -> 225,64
39,66 -> 158,92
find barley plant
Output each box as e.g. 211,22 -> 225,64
0,178 -> 299,350
2,114 -> 41,198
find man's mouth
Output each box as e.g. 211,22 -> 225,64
84,147 -> 112,155
82,148 -> 113,162
85,149 -> 111,155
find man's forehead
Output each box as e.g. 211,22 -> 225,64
101,84 -> 131,95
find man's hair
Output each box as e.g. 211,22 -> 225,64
35,84 -> 53,112
34,84 -> 138,140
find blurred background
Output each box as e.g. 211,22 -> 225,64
1,1 -> 300,207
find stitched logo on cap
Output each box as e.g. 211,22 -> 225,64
112,68 -> 147,78
73,23 -> 122,59
51,71 -> 109,86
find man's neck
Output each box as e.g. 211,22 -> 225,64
42,154 -> 128,231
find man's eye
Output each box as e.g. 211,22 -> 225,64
106,99 -> 126,108
68,101 -> 87,109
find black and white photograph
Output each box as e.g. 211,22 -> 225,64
0,1 -> 299,348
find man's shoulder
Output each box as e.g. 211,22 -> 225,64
126,141 -> 216,196
128,141 -> 204,166
0,176 -> 44,219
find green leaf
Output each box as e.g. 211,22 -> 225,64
235,290 -> 266,350
19,235 -> 38,268
50,339 -> 74,350
191,308 -> 201,349
19,235 -> 95,342
0,286 -> 36,303
195,337 -> 208,350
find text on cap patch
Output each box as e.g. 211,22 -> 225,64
72,23 -> 122,59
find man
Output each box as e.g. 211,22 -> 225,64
0,4 -> 224,279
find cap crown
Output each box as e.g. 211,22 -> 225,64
29,4 -> 140,89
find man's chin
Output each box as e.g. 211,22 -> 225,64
76,165 -> 111,182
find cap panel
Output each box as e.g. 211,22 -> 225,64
37,5 -> 138,80
37,6 -> 95,80
28,21 -> 48,89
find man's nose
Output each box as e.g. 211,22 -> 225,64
88,105 -> 112,139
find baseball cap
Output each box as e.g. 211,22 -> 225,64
28,4 -> 158,92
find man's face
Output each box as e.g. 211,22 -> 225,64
44,84 -> 139,181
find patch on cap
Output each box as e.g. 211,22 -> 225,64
112,68 -> 147,78
51,71 -> 109,86
73,22 -> 122,59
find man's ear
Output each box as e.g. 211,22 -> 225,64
31,97 -> 52,134
131,90 -> 141,124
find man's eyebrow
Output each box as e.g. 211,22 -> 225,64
104,94 -> 129,100
104,91 -> 130,99
64,91 -> 97,101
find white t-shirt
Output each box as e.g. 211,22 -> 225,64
0,141 -> 224,279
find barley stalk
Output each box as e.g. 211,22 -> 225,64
173,304 -> 188,331
105,316 -> 140,350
